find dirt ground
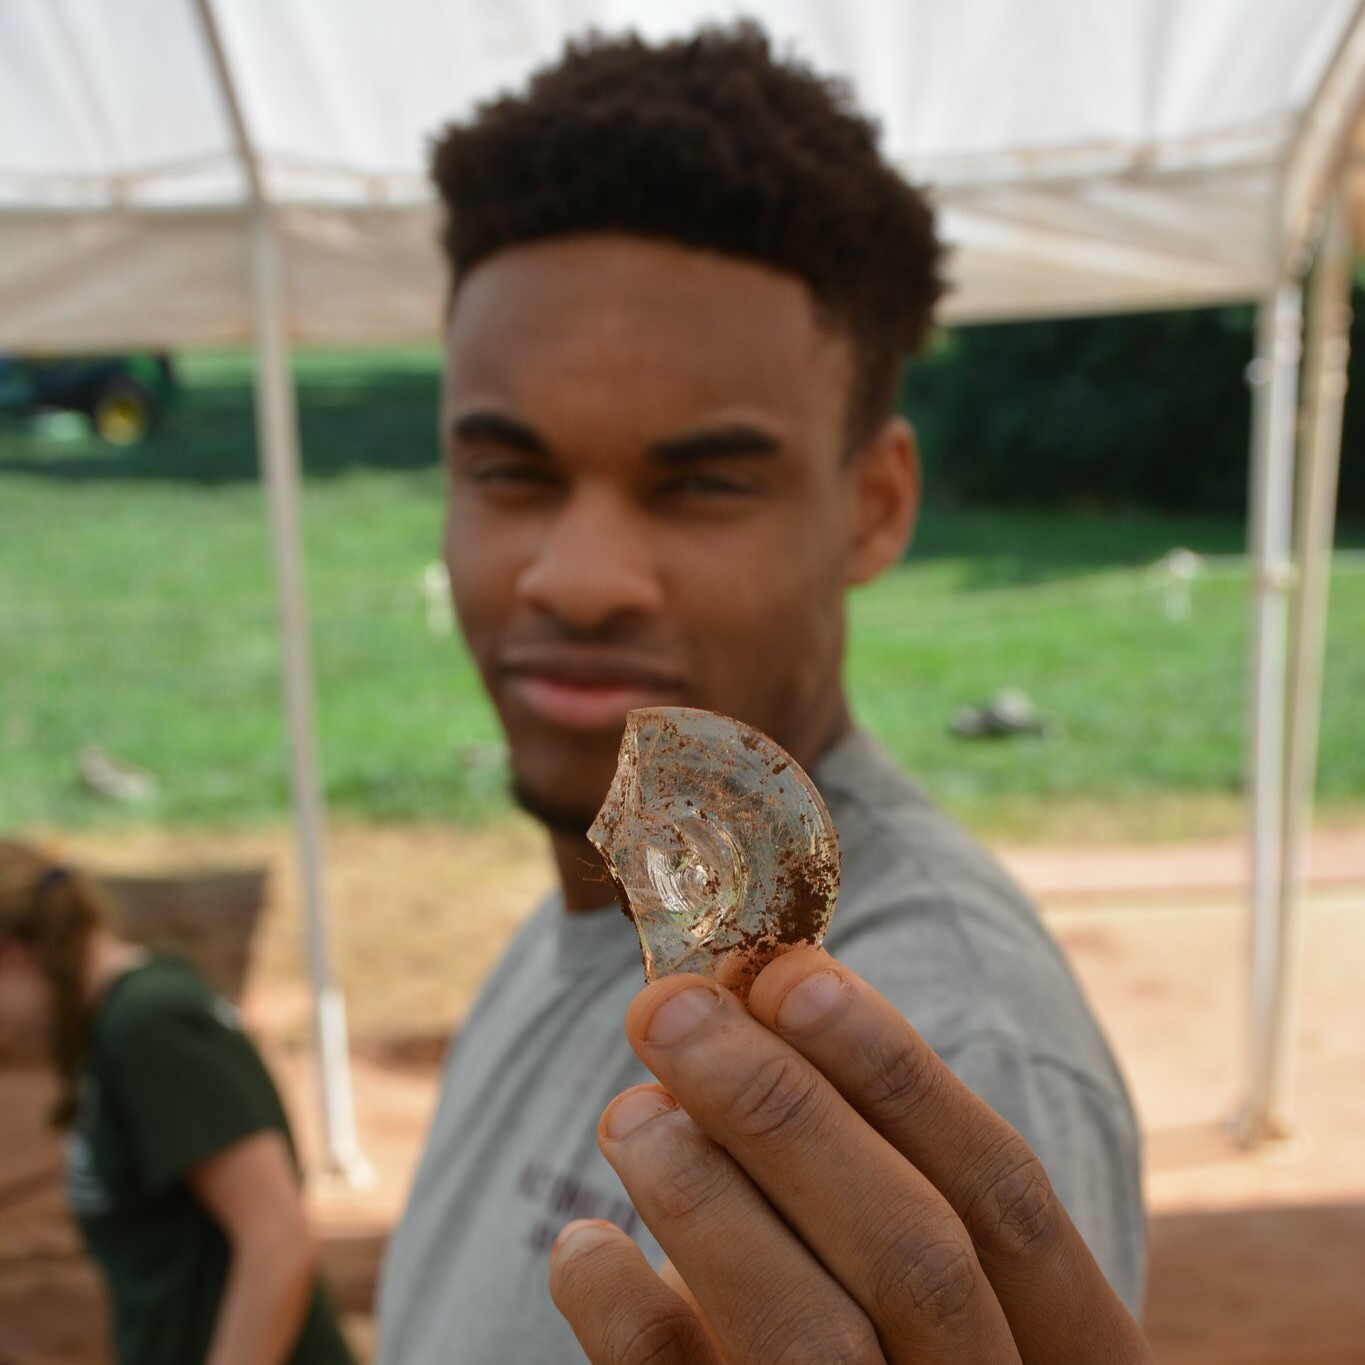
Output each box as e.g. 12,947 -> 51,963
2,820 -> 1363,1364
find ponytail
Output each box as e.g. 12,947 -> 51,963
0,841 -> 109,1127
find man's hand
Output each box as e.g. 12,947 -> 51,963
549,947 -> 1153,1364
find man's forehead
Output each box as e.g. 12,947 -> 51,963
443,235 -> 852,399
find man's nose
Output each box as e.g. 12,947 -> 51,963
515,483 -> 664,631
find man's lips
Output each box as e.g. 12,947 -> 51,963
500,649 -> 685,731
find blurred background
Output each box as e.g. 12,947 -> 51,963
2,2 -> 1364,1362
8,327 -> 1363,839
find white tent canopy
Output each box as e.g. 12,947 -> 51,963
4,0 -> 1365,342
3,0 -> 1360,1170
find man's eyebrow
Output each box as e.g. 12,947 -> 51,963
648,425 -> 781,464
450,411 -> 549,455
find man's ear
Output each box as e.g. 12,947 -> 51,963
846,417 -> 920,586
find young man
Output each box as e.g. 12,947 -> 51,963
377,25 -> 1147,1363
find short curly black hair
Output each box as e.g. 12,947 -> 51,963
430,22 -> 944,445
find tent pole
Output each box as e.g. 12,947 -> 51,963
193,0 -> 368,1182
247,207 -> 369,1182
1269,187 -> 1354,1135
1235,281 -> 1303,1147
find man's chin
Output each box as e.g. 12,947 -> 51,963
510,776 -> 603,839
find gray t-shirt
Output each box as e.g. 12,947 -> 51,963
377,731 -> 1145,1363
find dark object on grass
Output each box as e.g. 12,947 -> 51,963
950,689 -> 1058,740
0,354 -> 177,445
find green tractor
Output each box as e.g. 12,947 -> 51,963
0,354 -> 178,445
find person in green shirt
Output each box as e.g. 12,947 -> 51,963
0,839 -> 357,1365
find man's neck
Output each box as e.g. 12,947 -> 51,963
552,830 -> 621,912
552,698 -> 856,913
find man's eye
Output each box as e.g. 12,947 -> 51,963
660,475 -> 753,497
468,462 -> 556,488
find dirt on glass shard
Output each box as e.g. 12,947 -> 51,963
588,707 -> 840,1003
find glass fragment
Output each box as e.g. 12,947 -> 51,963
589,707 -> 840,1002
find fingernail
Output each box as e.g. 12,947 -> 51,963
551,1219 -> 613,1261
602,1088 -> 677,1140
645,984 -> 720,1045
776,970 -> 845,1033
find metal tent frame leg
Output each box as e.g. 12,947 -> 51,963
249,208 -> 372,1184
1236,282 -> 1302,1147
196,0 -> 369,1183
1238,188 -> 1354,1146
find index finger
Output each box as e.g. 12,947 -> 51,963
748,948 -> 1154,1364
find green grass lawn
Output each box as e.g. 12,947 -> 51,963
3,348 -> 1363,839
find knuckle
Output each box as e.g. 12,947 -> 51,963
973,1149 -> 1060,1258
610,1309 -> 710,1365
729,1053 -> 827,1147
871,1232 -> 981,1330
858,1033 -> 942,1129
648,1144 -> 740,1226
746,1284 -> 880,1365
779,1320 -> 882,1364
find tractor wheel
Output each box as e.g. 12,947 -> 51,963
90,376 -> 158,445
